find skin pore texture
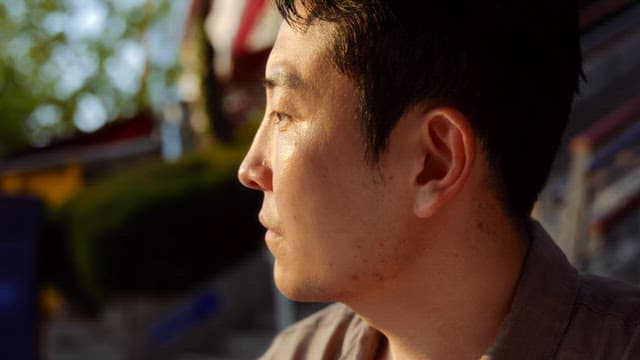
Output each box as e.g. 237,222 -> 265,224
238,18 -> 528,360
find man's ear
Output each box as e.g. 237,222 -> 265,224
413,107 -> 476,218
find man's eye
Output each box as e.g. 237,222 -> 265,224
273,112 -> 291,124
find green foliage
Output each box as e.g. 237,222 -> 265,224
0,0 -> 176,155
56,145 -> 262,301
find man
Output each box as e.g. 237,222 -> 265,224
238,0 -> 640,359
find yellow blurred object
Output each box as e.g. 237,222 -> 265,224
41,284 -> 65,318
0,164 -> 84,206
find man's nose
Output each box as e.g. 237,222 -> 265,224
238,152 -> 273,192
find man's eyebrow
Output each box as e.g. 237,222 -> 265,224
263,69 -> 303,90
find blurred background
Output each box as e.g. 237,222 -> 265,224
0,0 -> 639,359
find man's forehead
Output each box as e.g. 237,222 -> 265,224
265,20 -> 335,90
272,19 -> 332,53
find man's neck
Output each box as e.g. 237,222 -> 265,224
346,210 -> 529,359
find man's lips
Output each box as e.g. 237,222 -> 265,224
259,213 -> 283,247
258,213 -> 282,235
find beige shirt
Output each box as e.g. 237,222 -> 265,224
260,222 -> 640,359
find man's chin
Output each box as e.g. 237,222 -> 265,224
273,270 -> 336,303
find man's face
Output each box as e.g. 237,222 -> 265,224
238,20 -> 421,302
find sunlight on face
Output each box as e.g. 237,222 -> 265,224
239,20 -> 422,303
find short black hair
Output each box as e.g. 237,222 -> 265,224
274,0 -> 582,220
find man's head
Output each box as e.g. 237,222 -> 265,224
238,0 -> 581,302
273,0 -> 582,220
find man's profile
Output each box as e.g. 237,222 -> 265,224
237,0 -> 640,359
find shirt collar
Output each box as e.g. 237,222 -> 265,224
341,311 -> 386,359
487,220 -> 579,359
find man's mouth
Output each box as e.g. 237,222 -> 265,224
259,213 -> 282,235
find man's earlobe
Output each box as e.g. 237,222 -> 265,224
412,108 -> 475,219
414,180 -> 444,218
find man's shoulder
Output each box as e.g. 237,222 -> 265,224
259,303 -> 381,359
575,273 -> 640,325
558,273 -> 640,359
